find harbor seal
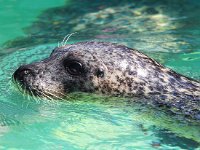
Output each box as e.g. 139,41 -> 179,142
13,41 -> 200,119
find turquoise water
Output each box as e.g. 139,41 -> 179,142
0,0 -> 200,149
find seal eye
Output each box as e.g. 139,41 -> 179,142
64,60 -> 84,76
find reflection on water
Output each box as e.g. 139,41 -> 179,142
0,0 -> 200,149
2,0 -> 200,54
0,43 -> 199,149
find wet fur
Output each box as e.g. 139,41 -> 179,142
13,41 -> 200,119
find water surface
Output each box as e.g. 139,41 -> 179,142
0,0 -> 200,149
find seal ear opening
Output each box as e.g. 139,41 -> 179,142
95,68 -> 104,78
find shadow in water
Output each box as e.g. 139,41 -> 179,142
153,128 -> 200,149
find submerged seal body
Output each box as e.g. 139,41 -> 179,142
13,41 -> 200,119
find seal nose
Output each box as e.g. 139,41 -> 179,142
13,66 -> 35,82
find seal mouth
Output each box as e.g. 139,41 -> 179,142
12,75 -> 66,100
12,75 -> 40,97
12,65 -> 67,100
12,66 -> 43,98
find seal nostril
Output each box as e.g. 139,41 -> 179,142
22,69 -> 31,75
13,66 -> 34,81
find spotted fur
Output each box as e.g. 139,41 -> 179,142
13,41 -> 200,119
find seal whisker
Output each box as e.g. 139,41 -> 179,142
63,32 -> 77,46
58,32 -> 77,47
43,90 -> 65,100
12,41 -> 200,120
49,90 -> 68,99
61,34 -> 70,46
40,92 -> 55,102
29,86 -> 56,101
28,87 -> 41,104
57,42 -> 60,48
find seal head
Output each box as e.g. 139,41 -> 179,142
13,41 -> 200,118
